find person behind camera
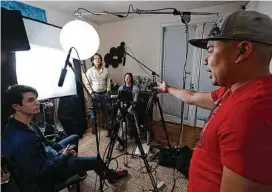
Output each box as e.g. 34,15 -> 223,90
85,53 -> 111,135
118,72 -> 139,105
115,73 -> 139,150
1,85 -> 128,192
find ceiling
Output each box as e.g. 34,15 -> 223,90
26,1 -> 245,25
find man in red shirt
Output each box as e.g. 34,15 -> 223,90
157,10 -> 272,192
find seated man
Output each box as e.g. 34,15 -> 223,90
1,85 -> 128,192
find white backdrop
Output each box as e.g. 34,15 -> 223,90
16,18 -> 77,100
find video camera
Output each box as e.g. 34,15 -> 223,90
147,82 -> 158,92
117,90 -> 133,111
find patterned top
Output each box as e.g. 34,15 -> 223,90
85,66 -> 111,93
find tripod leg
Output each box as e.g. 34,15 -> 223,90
90,99 -> 98,135
155,96 -> 171,148
124,118 -> 129,167
116,119 -> 125,150
132,111 -> 158,192
91,101 -> 104,192
105,120 -> 120,167
144,97 -> 154,145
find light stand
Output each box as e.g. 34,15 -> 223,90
176,13 -> 191,146
64,59 -> 105,192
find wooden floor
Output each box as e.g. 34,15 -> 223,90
88,117 -> 203,150
151,121 -> 202,150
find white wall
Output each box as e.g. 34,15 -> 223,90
98,2 -> 243,84
247,1 -> 272,72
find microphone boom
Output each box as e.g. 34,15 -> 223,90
58,48 -> 72,87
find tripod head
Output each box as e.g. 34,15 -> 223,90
147,82 -> 159,93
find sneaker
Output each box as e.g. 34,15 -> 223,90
106,169 -> 128,184
115,143 -> 124,151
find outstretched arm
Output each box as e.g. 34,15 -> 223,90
157,81 -> 215,110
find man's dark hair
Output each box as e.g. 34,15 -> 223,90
90,53 -> 103,66
4,84 -> 38,113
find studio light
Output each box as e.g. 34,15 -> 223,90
59,16 -> 104,192
59,19 -> 100,60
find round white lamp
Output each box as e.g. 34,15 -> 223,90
60,20 -> 100,60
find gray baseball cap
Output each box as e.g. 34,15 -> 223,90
189,10 -> 272,49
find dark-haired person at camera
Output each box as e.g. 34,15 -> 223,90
115,72 -> 139,150
1,84 -> 128,192
118,73 -> 139,104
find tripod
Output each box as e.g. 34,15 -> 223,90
104,98 -> 159,192
144,88 -> 171,148
105,101 -> 133,167
123,52 -> 171,148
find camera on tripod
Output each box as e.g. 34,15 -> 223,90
117,90 -> 134,112
147,82 -> 158,92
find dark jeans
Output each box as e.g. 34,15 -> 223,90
57,134 -> 79,152
90,92 -> 109,132
56,135 -> 108,182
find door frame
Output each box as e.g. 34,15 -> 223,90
159,17 -> 218,127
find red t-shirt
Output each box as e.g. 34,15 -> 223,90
188,75 -> 272,192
